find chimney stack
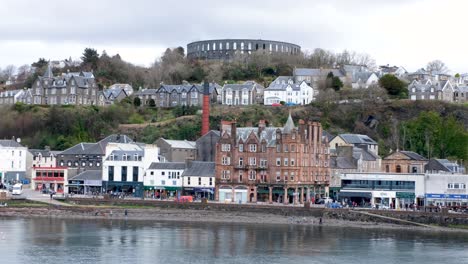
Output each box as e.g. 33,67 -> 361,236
201,81 -> 210,136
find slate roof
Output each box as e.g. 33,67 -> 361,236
339,134 -> 377,145
161,139 -> 196,149
294,68 -> 320,76
193,82 -> 221,94
159,84 -> 193,93
135,89 -> 158,96
223,83 -> 256,91
104,87 -> 128,99
181,161 -> 215,177
330,156 -> 357,169
455,86 -> 468,93
0,89 -> 23,97
353,147 -> 380,161
29,149 -> 60,157
266,76 -> 306,91
409,83 -> 435,92
400,151 -> 427,161
425,159 -> 464,173
322,131 -> 334,142
0,140 -> 24,148
351,72 -> 374,83
148,162 -> 186,170
283,113 -> 295,134
60,134 -> 133,155
69,170 -> 101,181
107,150 -> 144,161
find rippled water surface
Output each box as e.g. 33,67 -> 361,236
0,217 -> 467,264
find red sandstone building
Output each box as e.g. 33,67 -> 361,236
215,115 -> 330,204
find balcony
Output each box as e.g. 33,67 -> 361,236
234,164 -> 245,169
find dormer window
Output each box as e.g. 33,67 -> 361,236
134,154 -> 138,161
123,154 -> 128,161
110,154 -> 115,161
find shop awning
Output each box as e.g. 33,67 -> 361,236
338,191 -> 372,198
396,192 -> 415,199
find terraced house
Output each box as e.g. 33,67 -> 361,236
215,115 -> 330,204
29,63 -> 98,105
134,82 -> 219,107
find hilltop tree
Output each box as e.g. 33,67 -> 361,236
81,48 -> 100,70
325,72 -> 343,91
426,60 -> 448,74
32,58 -> 48,69
378,74 -> 407,98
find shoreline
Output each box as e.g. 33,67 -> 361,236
1,206 -> 467,234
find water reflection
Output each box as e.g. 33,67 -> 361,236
0,217 -> 467,264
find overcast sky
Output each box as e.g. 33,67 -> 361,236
1,0 -> 467,73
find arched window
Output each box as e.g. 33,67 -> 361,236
396,165 -> 402,173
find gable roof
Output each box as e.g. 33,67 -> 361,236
181,161 -> 215,177
330,156 -> 357,169
400,151 -> 427,160
158,84 -> 193,93
60,134 -> 133,155
0,139 -> 24,148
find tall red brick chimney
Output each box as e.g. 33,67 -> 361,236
201,81 -> 210,136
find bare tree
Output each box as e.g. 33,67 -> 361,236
16,64 -> 32,83
426,60 -> 448,74
2,65 -> 16,81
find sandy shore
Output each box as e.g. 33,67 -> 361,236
1,206 -> 466,233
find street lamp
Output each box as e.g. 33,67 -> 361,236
203,184 -> 206,199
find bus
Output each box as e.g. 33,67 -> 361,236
12,183 -> 23,195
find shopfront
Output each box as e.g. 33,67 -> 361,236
396,192 -> 416,209
103,181 -> 144,198
183,187 -> 214,200
426,193 -> 468,207
338,191 -> 372,207
145,186 -> 182,200
32,167 -> 67,193
371,191 -> 396,208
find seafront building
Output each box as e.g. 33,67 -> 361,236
144,162 -> 185,199
182,161 -> 216,200
215,114 -> 331,204
101,142 -> 159,198
337,171 -> 468,208
0,139 -> 31,184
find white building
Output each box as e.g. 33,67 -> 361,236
425,173 -> 468,207
0,89 -> 26,105
182,161 -> 215,200
30,148 -> 59,168
0,139 -> 30,184
338,172 -> 468,208
102,143 -> 159,198
339,172 -> 425,209
263,76 -> 315,105
144,162 -> 185,199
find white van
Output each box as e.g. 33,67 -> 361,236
12,183 -> 23,195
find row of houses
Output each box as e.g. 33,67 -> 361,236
408,79 -> 467,103
1,117 -> 466,205
0,63 -> 133,106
